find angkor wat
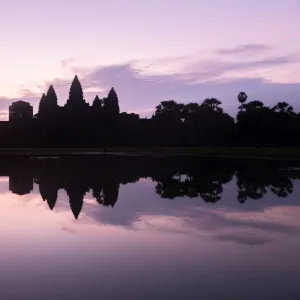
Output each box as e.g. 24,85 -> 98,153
3,75 -> 300,147
9,75 -> 120,121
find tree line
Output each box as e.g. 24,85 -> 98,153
3,75 -> 300,147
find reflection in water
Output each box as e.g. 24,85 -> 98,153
1,156 -> 300,300
2,156 -> 300,219
9,169 -> 34,195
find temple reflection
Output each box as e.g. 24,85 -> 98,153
1,155 -> 300,219
9,168 -> 33,196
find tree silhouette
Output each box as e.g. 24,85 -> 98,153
272,102 -> 294,115
154,100 -> 184,123
240,100 -> 264,111
238,92 -> 248,108
202,98 -> 223,113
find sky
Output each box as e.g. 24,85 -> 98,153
0,0 -> 300,120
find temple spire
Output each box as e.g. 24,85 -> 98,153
37,84 -> 58,119
104,87 -> 120,115
46,85 -> 58,107
65,75 -> 86,109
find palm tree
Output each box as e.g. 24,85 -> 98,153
238,92 -> 248,110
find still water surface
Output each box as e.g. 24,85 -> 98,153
1,155 -> 300,300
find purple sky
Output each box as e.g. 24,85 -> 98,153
0,0 -> 300,119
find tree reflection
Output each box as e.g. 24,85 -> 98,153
1,156 -> 300,219
154,160 -> 300,204
155,160 -> 235,203
235,161 -> 300,203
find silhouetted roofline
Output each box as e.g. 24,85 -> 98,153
10,100 -> 32,106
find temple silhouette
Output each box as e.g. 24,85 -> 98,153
2,75 -> 144,148
9,100 -> 34,121
9,75 -> 120,122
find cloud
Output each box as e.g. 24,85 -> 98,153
75,180 -> 300,248
61,223 -> 77,234
128,107 -> 156,115
1,43 -> 300,119
216,44 -> 272,56
83,87 -> 105,93
0,110 -> 9,121
201,210 -> 300,234
79,61 -> 300,116
60,57 -> 76,69
74,44 -> 300,115
98,201 -> 300,246
214,232 -> 272,246
182,55 -> 299,80
82,196 -> 300,247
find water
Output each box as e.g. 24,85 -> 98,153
1,155 -> 300,300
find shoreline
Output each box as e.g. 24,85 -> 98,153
0,147 -> 299,160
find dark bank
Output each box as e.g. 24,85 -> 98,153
2,76 -> 300,154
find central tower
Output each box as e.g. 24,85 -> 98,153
65,75 -> 88,111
